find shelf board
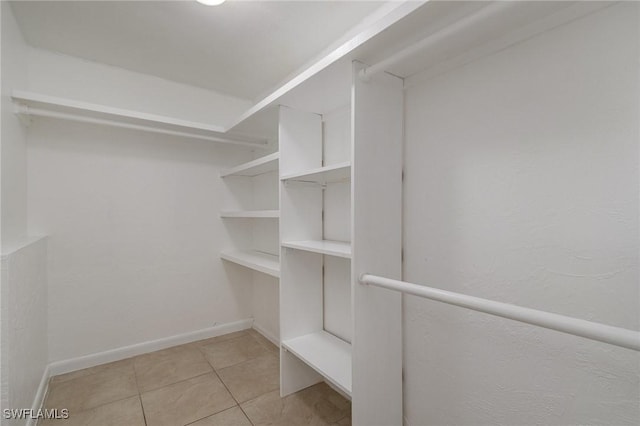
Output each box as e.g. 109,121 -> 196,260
280,162 -> 351,185
12,90 -> 267,148
220,249 -> 280,278
220,152 -> 279,177
281,240 -> 351,259
282,331 -> 352,396
220,210 -> 279,218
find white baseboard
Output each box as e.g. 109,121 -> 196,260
25,364 -> 51,426
251,323 -> 280,346
48,318 -> 254,377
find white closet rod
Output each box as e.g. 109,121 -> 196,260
359,274 -> 640,352
15,104 -> 268,148
359,1 -> 515,80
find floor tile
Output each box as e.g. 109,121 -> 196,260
44,364 -> 138,412
247,329 -> 279,354
188,406 -> 252,426
241,383 -> 350,426
201,334 -> 271,369
141,373 -> 236,426
134,344 -> 212,392
217,354 -> 279,403
39,396 -> 145,426
192,330 -> 248,347
49,358 -> 134,385
332,415 -> 352,425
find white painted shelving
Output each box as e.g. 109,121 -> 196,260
281,240 -> 351,259
220,210 -> 279,218
220,152 -> 279,177
220,249 -> 280,278
282,330 -> 352,396
279,105 -> 354,400
12,90 -> 267,148
219,151 -> 280,289
280,162 -> 350,185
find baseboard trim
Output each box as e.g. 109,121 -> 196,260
251,323 -> 279,346
48,318 -> 254,377
25,364 -> 51,426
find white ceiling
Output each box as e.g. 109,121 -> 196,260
10,0 -> 386,101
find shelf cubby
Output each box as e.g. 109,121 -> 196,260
282,330 -> 352,397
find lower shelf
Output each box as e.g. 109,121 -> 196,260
282,330 -> 352,396
220,249 -> 280,278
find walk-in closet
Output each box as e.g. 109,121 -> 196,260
1,1 -> 638,425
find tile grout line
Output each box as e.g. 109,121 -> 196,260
46,333 -> 278,425
138,395 -> 148,426
132,361 -> 148,426
210,365 -> 256,426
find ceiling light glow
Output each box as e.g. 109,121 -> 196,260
196,0 -> 226,5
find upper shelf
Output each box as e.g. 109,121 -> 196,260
12,91 -> 268,149
281,162 -> 351,185
220,152 -> 279,177
281,239 -> 351,259
220,210 -> 279,218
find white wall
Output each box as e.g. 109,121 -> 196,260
1,4 -> 48,423
1,1 -> 29,248
1,238 -> 47,425
26,48 -> 251,127
403,3 -> 639,425
24,49 -> 261,363
27,117 -> 257,363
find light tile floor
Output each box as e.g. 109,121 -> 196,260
40,329 -> 351,426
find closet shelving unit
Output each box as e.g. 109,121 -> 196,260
209,2 -> 606,424
278,98 -> 357,400
219,152 -> 281,278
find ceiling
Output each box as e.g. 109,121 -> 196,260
10,0 -> 386,101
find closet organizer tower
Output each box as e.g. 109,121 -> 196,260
277,63 -> 403,426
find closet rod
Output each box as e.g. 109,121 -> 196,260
359,1 -> 515,80
15,104 -> 268,148
359,273 -> 640,352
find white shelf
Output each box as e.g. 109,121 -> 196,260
281,162 -> 351,185
220,210 -> 279,218
282,331 -> 352,396
281,240 -> 351,259
220,152 -> 279,177
11,90 -> 267,148
220,250 -> 280,278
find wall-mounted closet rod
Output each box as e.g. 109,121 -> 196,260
14,104 -> 269,148
359,274 -> 640,352
359,1 -> 515,80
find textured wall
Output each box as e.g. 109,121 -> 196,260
27,118 -> 255,363
1,238 -> 48,425
403,3 -> 639,425
1,0 -> 29,248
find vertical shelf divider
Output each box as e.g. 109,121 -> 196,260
351,61 -> 404,425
